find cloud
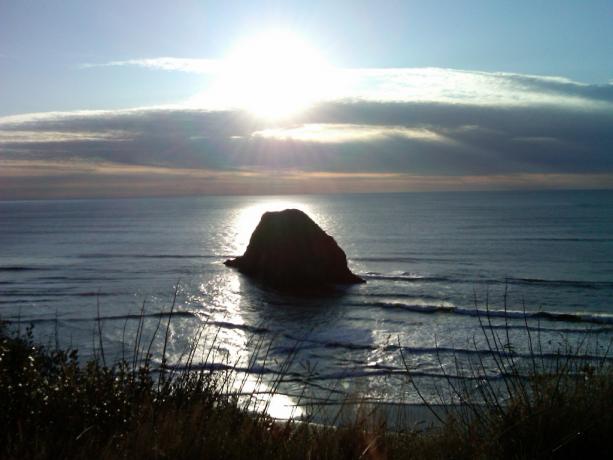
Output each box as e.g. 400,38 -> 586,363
320,67 -> 613,108
252,124 -> 446,143
80,61 -> 613,107
2,67 -> 613,198
0,130 -> 131,143
80,57 -> 222,74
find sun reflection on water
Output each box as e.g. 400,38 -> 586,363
185,197 -> 333,419
192,268 -> 304,420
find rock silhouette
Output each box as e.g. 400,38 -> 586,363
224,209 -> 364,289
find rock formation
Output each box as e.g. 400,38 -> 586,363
224,209 -> 364,289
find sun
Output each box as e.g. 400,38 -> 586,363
215,31 -> 334,119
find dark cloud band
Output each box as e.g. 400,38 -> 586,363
1,68 -> 612,198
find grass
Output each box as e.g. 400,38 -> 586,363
1,296 -> 612,459
0,319 -> 443,460
399,295 -> 613,459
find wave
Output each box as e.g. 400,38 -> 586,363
4,310 -> 198,324
7,293 -> 611,331
0,266 -> 46,272
4,311 -> 273,338
505,277 -> 613,289
0,299 -> 58,305
363,272 -> 453,283
17,308 -> 606,340
275,334 -> 613,361
519,237 -> 613,243
207,320 -> 269,335
167,360 -> 472,382
0,290 -> 116,298
362,271 -> 613,290
167,361 -> 303,378
394,345 -> 613,363
352,300 -> 613,325
167,360 -> 610,387
300,366 -> 613,383
354,256 -> 461,263
78,253 -> 226,260
483,323 -> 613,335
356,292 -> 445,301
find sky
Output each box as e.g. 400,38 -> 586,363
1,0 -> 613,199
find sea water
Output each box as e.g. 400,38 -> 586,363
1,191 -> 612,418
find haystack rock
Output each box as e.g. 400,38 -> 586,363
224,209 -> 365,289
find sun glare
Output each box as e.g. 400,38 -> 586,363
215,31 -> 334,119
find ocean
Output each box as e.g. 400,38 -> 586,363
1,190 -> 612,419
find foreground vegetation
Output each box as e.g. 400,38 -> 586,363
1,317 -> 611,459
